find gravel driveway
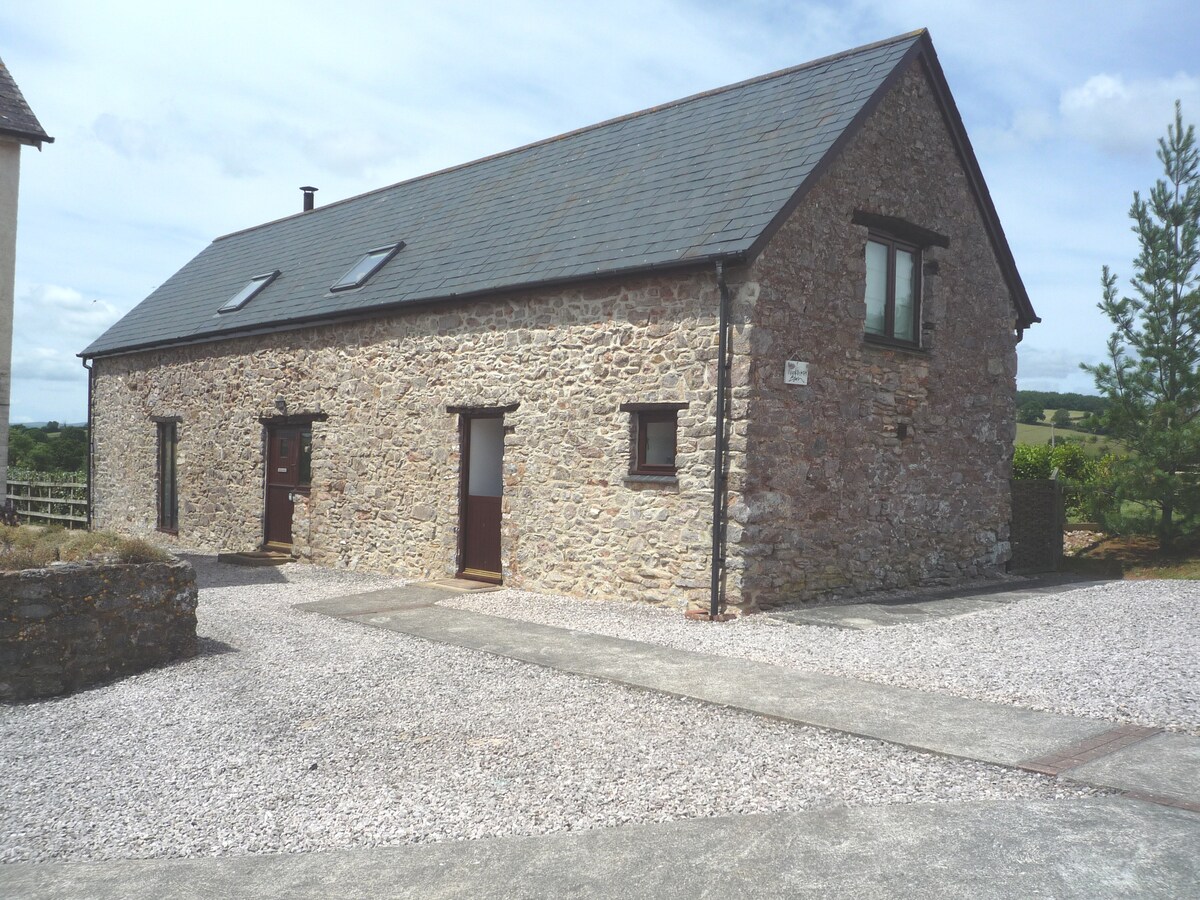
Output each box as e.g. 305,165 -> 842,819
1,556 -> 1095,863
444,580 -> 1200,736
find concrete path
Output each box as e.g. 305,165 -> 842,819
766,574 -> 1104,629
297,586 -> 1200,811
4,798 -> 1197,899
7,582 -> 1198,898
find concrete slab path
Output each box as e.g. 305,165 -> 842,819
297,587 -> 1200,811
767,574 -> 1106,629
4,798 -> 1196,899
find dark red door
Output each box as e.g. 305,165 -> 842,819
265,425 -> 305,547
459,415 -> 504,582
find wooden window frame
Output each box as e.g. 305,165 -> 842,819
620,403 -> 686,477
156,420 -> 178,533
864,231 -> 922,348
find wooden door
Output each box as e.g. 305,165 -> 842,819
265,425 -> 302,547
459,414 -> 504,582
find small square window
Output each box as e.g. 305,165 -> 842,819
864,234 -> 920,345
330,243 -> 404,292
633,410 -> 677,475
218,271 -> 279,314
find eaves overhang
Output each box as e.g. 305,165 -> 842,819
78,250 -> 749,361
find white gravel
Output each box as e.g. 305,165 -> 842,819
442,580 -> 1200,735
0,555 -> 1096,864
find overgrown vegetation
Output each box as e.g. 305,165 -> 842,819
1012,442 -> 1122,525
0,526 -> 167,572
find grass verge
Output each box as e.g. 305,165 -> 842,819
1071,532 -> 1200,580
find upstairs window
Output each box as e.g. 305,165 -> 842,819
218,270 -> 279,313
330,242 -> 404,292
864,234 -> 919,345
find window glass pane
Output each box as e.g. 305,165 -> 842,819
894,248 -> 915,340
298,428 -> 312,485
331,246 -> 396,291
468,417 -> 504,497
219,272 -> 277,313
864,240 -> 888,335
644,420 -> 676,467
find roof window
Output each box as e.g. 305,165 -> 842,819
218,270 -> 279,314
330,242 -> 404,292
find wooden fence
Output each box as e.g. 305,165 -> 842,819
5,474 -> 88,528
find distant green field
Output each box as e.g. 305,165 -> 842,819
1042,408 -> 1088,423
1015,421 -> 1122,456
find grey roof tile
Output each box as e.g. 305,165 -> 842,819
0,56 -> 52,146
83,32 -> 923,357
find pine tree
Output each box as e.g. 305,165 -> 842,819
1084,102 -> 1200,550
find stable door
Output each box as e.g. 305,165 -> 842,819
459,414 -> 504,582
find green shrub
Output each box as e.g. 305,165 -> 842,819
1015,443 -> 1121,524
1012,444 -> 1053,479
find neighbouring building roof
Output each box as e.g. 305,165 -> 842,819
0,58 -> 52,147
82,30 -> 1036,359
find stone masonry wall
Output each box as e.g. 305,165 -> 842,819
0,558 -> 198,701
728,61 -> 1020,610
91,273 -> 724,608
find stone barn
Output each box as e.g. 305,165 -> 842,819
81,30 -> 1038,615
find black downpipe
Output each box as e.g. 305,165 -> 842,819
710,261 -> 732,618
83,357 -> 93,529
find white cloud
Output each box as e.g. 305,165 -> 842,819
92,113 -> 168,161
8,283 -> 120,425
1016,341 -> 1107,396
15,284 -> 123,343
1061,73 -> 1200,155
10,347 -> 80,382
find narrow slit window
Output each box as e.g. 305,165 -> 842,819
218,270 -> 279,313
330,242 -> 404,292
157,421 -> 178,532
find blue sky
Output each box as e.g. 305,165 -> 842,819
2,0 -> 1199,422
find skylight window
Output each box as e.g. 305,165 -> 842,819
218,270 -> 279,314
330,242 -> 404,292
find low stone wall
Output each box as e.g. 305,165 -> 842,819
0,558 -> 198,702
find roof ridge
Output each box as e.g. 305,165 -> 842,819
213,29 -> 926,244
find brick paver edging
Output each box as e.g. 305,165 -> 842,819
1018,725 -> 1161,776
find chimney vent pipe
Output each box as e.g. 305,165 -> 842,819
300,186 -> 318,212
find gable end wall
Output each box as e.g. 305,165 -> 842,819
729,61 -> 1019,609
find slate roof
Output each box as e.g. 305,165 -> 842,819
83,30 -> 1035,358
0,58 -> 52,147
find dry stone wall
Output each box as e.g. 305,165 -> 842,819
0,558 -> 198,701
730,62 -> 1020,610
91,273 -> 724,608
